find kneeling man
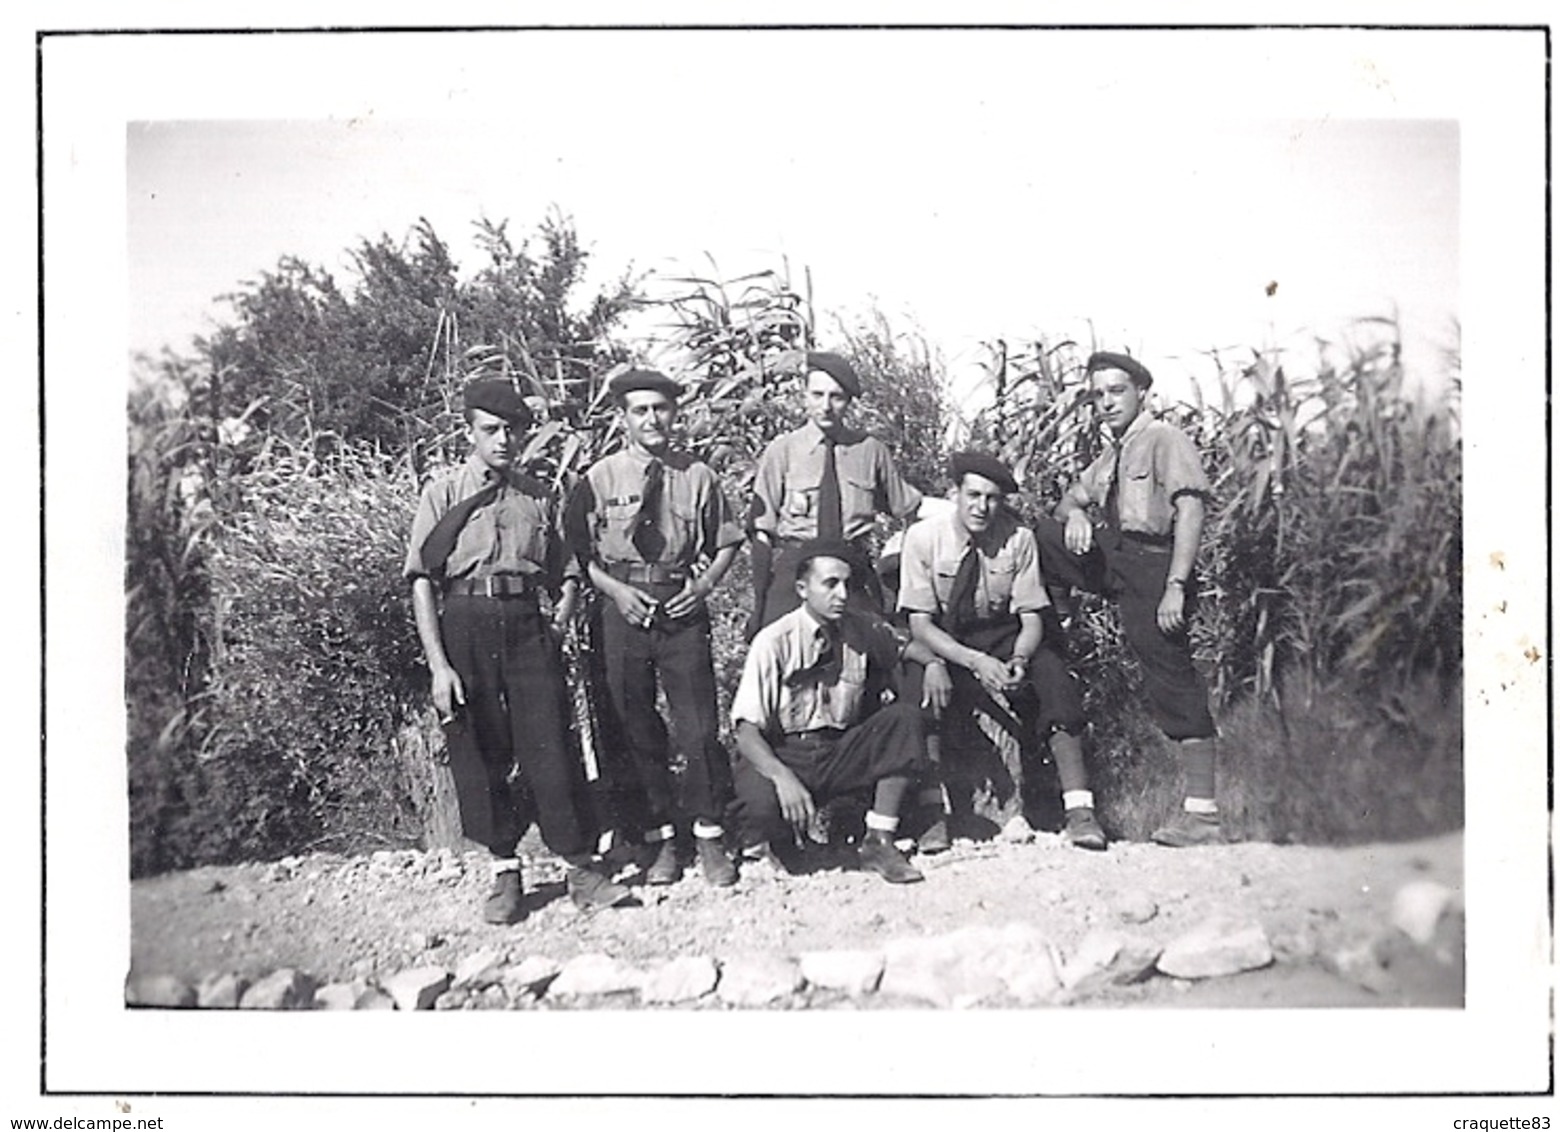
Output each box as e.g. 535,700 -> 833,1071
731,538 -> 952,884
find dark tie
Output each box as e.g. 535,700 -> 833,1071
817,435 -> 843,540
420,478 -> 501,578
1104,441 -> 1123,531
786,626 -> 839,689
631,457 -> 667,562
947,541 -> 981,635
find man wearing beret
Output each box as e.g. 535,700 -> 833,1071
565,368 -> 744,887
1036,353 -> 1224,846
406,378 -> 634,923
898,452 -> 1104,849
731,538 -> 952,884
747,351 -> 923,637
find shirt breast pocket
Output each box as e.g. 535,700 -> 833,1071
984,553 -> 1019,611
842,474 -> 877,518
1118,457 -> 1160,530
786,488 -> 817,518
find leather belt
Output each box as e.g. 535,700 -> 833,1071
444,575 -> 540,598
1117,529 -> 1174,549
605,561 -> 689,585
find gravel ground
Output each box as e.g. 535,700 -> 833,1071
129,826 -> 1464,1008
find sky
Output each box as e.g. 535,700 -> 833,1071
122,32 -> 1459,413
33,19 -> 1553,1108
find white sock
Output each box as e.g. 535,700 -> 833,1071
1184,797 -> 1219,816
692,820 -> 725,840
491,857 -> 520,877
1062,789 -> 1095,811
864,810 -> 900,833
644,824 -> 676,843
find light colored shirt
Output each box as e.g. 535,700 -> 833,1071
568,448 -> 743,567
1074,414 -> 1210,537
403,455 -> 576,583
750,423 -> 922,541
731,605 -> 909,737
896,507 -> 1048,624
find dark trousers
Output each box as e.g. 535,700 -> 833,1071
598,586 -> 733,830
946,614 -> 1087,737
757,539 -> 885,631
440,596 -> 593,858
732,701 -> 926,848
1033,517 -> 1216,740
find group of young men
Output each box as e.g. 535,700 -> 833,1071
404,350 -> 1224,925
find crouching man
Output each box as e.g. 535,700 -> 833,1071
405,378 -> 633,923
730,538 -> 952,884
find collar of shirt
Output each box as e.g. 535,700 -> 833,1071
1108,410 -> 1154,454
800,422 -> 865,450
944,507 -> 1014,556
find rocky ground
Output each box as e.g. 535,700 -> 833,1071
127,821 -> 1464,1011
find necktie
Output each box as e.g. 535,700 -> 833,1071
420,478 -> 501,578
785,625 -> 839,689
1104,441 -> 1123,531
817,435 -> 843,540
947,541 -> 981,635
631,457 -> 667,562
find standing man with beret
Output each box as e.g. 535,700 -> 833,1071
898,452 -> 1105,849
405,378 -> 634,923
730,538 -> 953,884
747,351 -> 923,637
1035,352 -> 1224,846
565,368 -> 744,887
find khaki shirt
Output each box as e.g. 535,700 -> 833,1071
403,455 -> 576,583
731,606 -> 909,737
1075,414 -> 1210,537
568,448 -> 743,567
750,423 -> 922,541
896,508 -> 1048,625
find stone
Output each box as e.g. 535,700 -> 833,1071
125,973 -> 196,1008
355,986 -> 396,1010
1390,880 -> 1458,945
503,956 -> 562,995
381,966 -> 452,1011
1059,931 -> 1161,995
194,971 -> 247,1008
998,815 -> 1035,844
1323,936 -> 1394,995
434,987 -> 471,1011
640,956 -> 719,1004
548,954 -> 644,999
799,949 -> 885,996
1157,919 -> 1274,979
238,968 -> 317,1010
453,947 -> 507,989
314,982 -> 364,1010
881,924 -> 1061,1007
1114,891 -> 1159,925
716,953 -> 804,1007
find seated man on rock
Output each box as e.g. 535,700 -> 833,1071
730,538 -> 952,884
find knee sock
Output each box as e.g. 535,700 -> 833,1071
1049,730 -> 1092,809
1179,737 -> 1218,812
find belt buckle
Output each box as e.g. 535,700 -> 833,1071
484,576 -> 499,598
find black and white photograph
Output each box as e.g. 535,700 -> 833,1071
23,9 -> 1553,1122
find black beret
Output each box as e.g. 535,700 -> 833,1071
804,351 -> 862,398
463,378 -> 534,427
948,450 -> 1018,495
609,367 -> 684,403
793,537 -> 867,581
1085,351 -> 1154,390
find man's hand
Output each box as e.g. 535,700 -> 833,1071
609,580 -> 661,628
660,577 -> 708,621
430,662 -> 465,722
1157,582 -> 1187,635
1064,509 -> 1096,555
772,767 -> 816,837
969,653 -> 1015,696
1003,655 -> 1031,687
921,660 -> 953,717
